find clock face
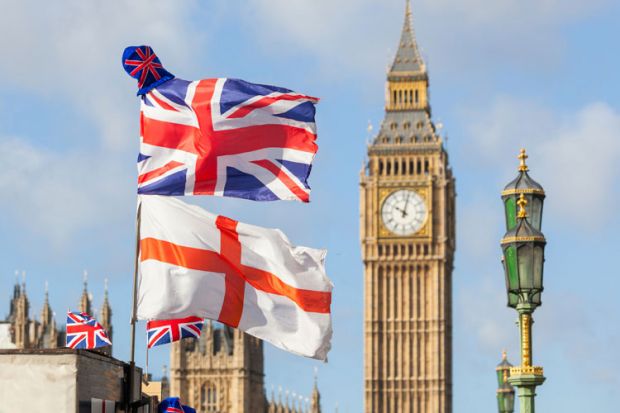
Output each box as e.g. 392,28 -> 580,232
381,189 -> 428,236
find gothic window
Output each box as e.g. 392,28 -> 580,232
417,160 -> 422,174
393,90 -> 397,105
386,160 -> 391,175
403,122 -> 411,130
394,160 -> 399,174
409,160 -> 414,174
424,159 -> 429,174
201,383 -> 218,412
416,121 -> 423,129
415,89 -> 419,103
398,90 -> 403,104
390,122 -> 398,131
379,160 -> 384,175
409,90 -> 414,104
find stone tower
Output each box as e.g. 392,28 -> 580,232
359,1 -> 456,412
13,277 -> 30,349
99,278 -> 113,356
79,271 -> 92,315
170,322 -> 266,412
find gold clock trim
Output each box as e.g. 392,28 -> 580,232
378,186 -> 431,238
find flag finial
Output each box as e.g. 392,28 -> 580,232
122,45 -> 174,95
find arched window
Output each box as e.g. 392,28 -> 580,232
201,383 -> 218,412
398,90 -> 403,104
415,89 -> 419,103
393,90 -> 397,105
409,90 -> 414,104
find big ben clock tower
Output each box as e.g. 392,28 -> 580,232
360,1 -> 456,412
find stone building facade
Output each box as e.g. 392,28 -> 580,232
170,322 -> 321,413
360,1 -> 456,412
0,274 -> 113,353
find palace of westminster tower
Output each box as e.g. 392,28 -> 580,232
0,272 -> 113,353
360,1 -> 456,412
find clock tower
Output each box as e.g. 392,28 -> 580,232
359,1 -> 456,412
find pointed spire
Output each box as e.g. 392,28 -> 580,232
79,270 -> 92,315
41,280 -> 52,325
390,0 -> 425,74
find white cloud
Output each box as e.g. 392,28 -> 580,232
461,98 -> 620,229
0,0 -> 204,150
0,136 -> 130,246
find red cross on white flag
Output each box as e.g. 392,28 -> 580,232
136,196 -> 333,360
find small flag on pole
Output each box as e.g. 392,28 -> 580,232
146,316 -> 204,348
66,311 -> 112,349
158,397 -> 196,413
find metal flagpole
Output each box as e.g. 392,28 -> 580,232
128,199 -> 143,412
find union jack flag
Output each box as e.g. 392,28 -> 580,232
146,316 -> 204,349
65,311 -> 112,349
158,397 -> 196,413
136,75 -> 319,202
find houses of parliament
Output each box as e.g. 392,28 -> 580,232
0,274 -> 322,413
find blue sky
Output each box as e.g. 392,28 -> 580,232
1,0 -> 620,411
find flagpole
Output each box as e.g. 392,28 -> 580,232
128,198 -> 142,412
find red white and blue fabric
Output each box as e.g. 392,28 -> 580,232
123,46 -> 174,96
146,316 -> 204,349
65,311 -> 112,349
158,397 -> 195,413
124,46 -> 319,202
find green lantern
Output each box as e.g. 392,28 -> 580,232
501,194 -> 546,310
496,351 -> 515,413
501,149 -> 545,231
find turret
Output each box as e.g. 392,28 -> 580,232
79,270 -> 92,315
99,278 -> 113,355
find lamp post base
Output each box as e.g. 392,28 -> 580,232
508,368 -> 545,413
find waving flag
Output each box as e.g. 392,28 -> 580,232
137,196 -> 333,360
158,397 -> 195,413
146,316 -> 204,348
65,311 -> 112,349
123,45 -> 319,202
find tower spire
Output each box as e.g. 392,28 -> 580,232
390,0 -> 425,75
79,270 -> 92,315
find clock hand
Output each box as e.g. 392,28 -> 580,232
394,206 -> 408,218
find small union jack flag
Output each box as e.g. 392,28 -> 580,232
146,316 -> 204,349
123,45 -> 174,95
158,397 -> 196,413
65,311 -> 112,349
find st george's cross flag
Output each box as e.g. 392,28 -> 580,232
136,196 -> 333,360
122,46 -> 319,202
146,316 -> 204,348
66,312 -> 112,349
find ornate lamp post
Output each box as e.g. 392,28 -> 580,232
500,149 -> 546,413
496,351 -> 515,413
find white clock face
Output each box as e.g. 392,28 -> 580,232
381,189 -> 427,236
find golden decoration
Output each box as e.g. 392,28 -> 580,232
521,313 -> 532,367
510,366 -> 544,376
518,148 -> 529,172
517,194 -> 528,219
501,187 -> 545,196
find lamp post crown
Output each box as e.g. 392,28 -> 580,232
518,148 -> 529,172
